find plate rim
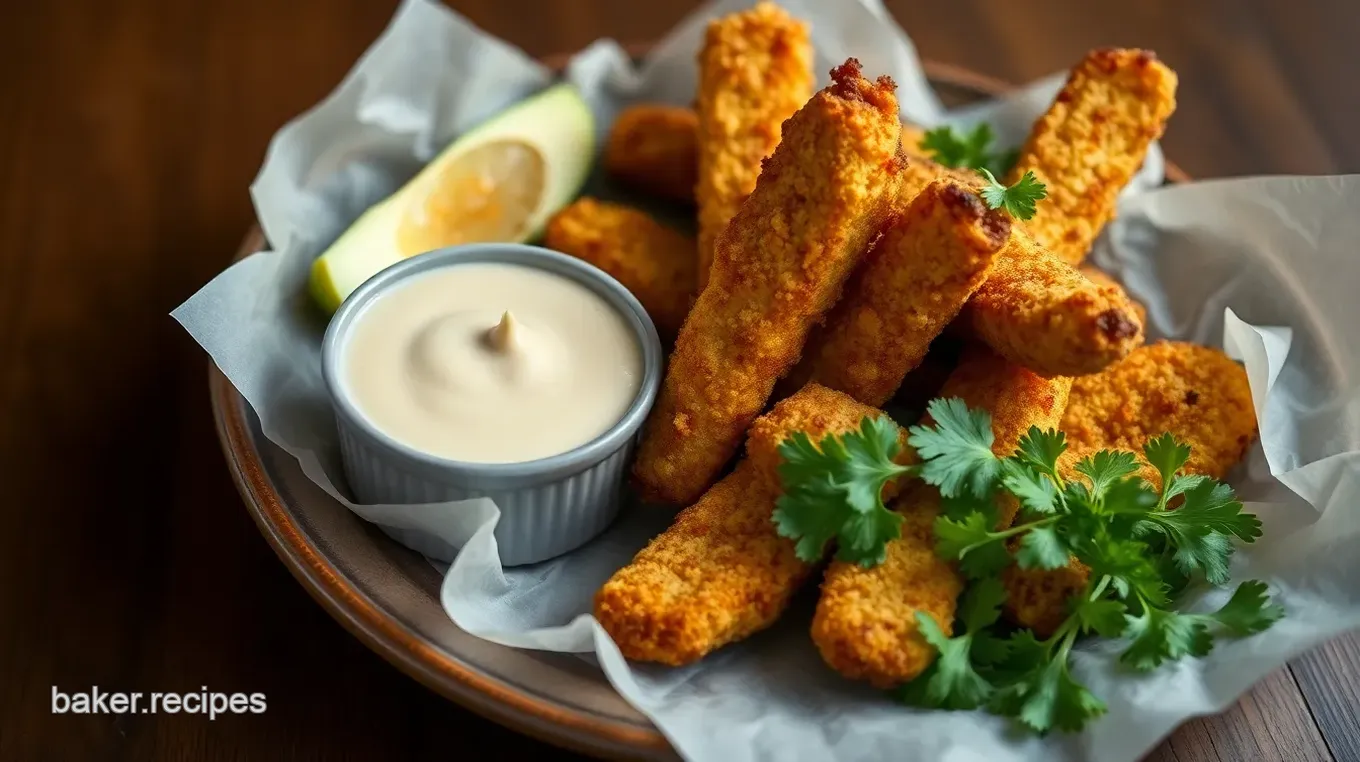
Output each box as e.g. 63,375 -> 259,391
209,54 -> 1187,760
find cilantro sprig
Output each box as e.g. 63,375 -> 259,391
977,168 -> 1048,221
772,416 -> 912,568
916,124 -> 1048,221
773,397 -> 1283,735
919,123 -> 1018,177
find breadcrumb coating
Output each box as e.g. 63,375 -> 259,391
1010,48 -> 1178,265
963,230 -> 1145,378
604,105 -> 700,203
543,198 -> 697,341
1003,341 -> 1258,636
881,154 -> 1143,380
695,0 -> 814,289
746,383 -> 909,492
944,344 -> 1074,456
804,180 -> 1010,406
1062,341 -> 1257,476
594,463 -> 788,666
811,345 -> 1071,687
812,484 -> 961,688
632,59 -> 904,506
1080,264 -> 1148,327
900,121 -> 929,160
595,385 -> 903,666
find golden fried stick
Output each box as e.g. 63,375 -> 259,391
544,198 -> 697,340
604,105 -> 699,203
962,231 -> 1145,378
745,383 -> 909,493
873,153 -> 1143,379
1062,340 -> 1257,477
812,346 -> 1072,687
632,60 -> 905,506
1002,341 -> 1258,636
811,482 -> 962,688
1010,48 -> 1178,266
595,384 -> 900,666
695,1 -> 814,289
1080,264 -> 1148,327
802,180 -> 1011,406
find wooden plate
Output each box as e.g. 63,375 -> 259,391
210,57 -> 1186,761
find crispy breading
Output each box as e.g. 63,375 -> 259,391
811,483 -> 961,688
811,345 -> 1071,687
943,344 -> 1075,459
1062,341 -> 1257,476
632,60 -> 905,506
745,383 -> 908,493
900,121 -> 929,160
1010,48 -> 1178,265
962,230 -> 1145,378
1003,341 -> 1258,636
604,105 -> 700,203
543,198 -> 697,340
1080,264 -> 1148,327
876,154 -> 1143,379
594,463 -> 787,666
802,180 -> 1011,406
695,0 -> 814,290
595,385 -> 903,666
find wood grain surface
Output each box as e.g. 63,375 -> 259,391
0,0 -> 1355,760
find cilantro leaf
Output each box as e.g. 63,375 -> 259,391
1133,480 -> 1259,584
908,398 -> 1001,499
1100,477 -> 1161,518
903,612 -> 996,710
1083,539 -> 1168,606
1143,433 -> 1191,492
959,576 -> 1008,632
1076,450 -> 1141,500
1165,473 -> 1210,502
1173,480 -> 1262,543
836,505 -> 906,568
941,491 -> 999,525
1210,580 -> 1285,636
972,631 -> 1012,666
772,417 -> 912,566
934,512 -> 1013,578
977,168 -> 1048,221
899,578 -> 1012,710
990,654 -> 1107,734
1012,427 -> 1067,481
772,490 -> 846,563
1120,606 -> 1214,671
1172,530 -> 1234,585
1072,597 -> 1129,638
1001,459 -> 1060,515
1016,525 -> 1071,570
919,123 -> 995,170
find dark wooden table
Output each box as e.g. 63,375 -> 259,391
1,0 -> 1356,760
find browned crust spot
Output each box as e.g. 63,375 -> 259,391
828,57 -> 897,111
1095,308 -> 1139,340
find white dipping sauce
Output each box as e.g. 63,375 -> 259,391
343,262 -> 643,464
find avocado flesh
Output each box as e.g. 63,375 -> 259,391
309,83 -> 596,314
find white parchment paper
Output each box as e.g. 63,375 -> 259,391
172,0 -> 1360,759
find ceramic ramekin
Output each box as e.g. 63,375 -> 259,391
320,243 -> 663,567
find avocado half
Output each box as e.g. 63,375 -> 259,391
309,83 -> 596,313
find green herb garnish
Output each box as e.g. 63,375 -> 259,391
773,397 -> 1283,735
919,123 -> 1018,177
977,168 -> 1048,221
